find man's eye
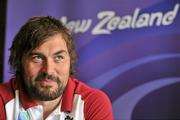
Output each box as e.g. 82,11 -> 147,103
54,56 -> 64,62
32,56 -> 43,63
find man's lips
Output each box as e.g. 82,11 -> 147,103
39,79 -> 57,86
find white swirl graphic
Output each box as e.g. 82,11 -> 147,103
87,54 -> 180,89
113,77 -> 180,120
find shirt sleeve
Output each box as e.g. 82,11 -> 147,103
84,89 -> 114,120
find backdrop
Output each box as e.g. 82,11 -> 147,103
4,0 -> 180,119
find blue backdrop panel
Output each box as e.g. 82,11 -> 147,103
4,0 -> 180,119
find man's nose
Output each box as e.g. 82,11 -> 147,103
41,60 -> 55,74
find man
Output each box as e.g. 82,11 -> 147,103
0,16 -> 114,120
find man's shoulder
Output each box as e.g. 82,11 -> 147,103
0,78 -> 17,103
72,78 -> 110,103
0,80 -> 12,94
72,78 -> 114,119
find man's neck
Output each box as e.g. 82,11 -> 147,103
37,96 -> 62,119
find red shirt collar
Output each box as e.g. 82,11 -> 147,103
61,78 -> 76,112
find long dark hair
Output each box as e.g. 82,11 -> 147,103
9,16 -> 77,78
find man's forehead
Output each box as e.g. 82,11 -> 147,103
35,36 -> 67,49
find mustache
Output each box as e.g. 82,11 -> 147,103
35,72 -> 59,82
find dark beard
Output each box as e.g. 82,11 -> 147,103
27,72 -> 66,101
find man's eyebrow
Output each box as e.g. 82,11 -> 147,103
28,52 -> 44,56
27,50 -> 68,57
54,50 -> 68,55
